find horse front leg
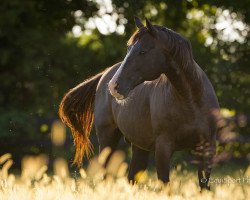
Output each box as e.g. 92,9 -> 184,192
155,135 -> 174,183
128,144 -> 150,183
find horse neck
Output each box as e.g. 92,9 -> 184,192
164,61 -> 193,103
163,55 -> 203,107
164,61 -> 203,109
183,61 -> 203,104
160,31 -> 204,106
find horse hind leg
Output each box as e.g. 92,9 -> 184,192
96,125 -> 122,167
128,144 -> 150,183
198,163 -> 212,190
196,140 -> 216,190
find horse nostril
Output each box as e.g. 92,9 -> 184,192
114,84 -> 119,91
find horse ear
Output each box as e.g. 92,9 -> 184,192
146,18 -> 157,36
134,16 -> 144,29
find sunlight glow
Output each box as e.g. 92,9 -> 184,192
95,14 -> 117,34
96,0 -> 113,15
187,8 -> 248,45
73,0 -> 125,36
72,25 -> 82,37
215,9 -> 248,43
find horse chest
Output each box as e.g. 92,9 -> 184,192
112,96 -> 156,150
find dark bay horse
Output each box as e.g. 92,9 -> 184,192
59,17 -> 219,190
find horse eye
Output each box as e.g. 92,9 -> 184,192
139,50 -> 146,55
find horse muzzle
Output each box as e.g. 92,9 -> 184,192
108,81 -> 125,100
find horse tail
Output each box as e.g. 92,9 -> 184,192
59,70 -> 105,167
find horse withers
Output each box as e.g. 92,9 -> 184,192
59,17 -> 219,190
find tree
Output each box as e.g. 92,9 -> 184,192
0,0 -> 249,142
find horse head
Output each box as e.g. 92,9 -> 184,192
108,17 -> 168,100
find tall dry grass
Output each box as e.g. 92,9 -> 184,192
1,119 -> 249,199
0,151 -> 249,200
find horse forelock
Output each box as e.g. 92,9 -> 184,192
127,27 -> 148,46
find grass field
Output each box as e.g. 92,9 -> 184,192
0,152 -> 249,200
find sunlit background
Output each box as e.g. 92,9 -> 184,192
0,0 -> 249,199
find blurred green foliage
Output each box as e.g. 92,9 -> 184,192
0,1 -> 249,147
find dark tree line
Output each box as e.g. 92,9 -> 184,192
0,1 -> 249,158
